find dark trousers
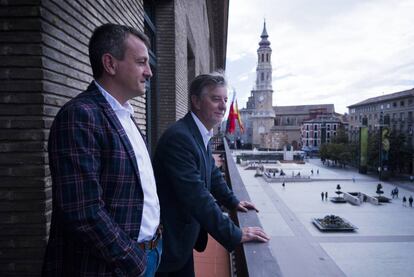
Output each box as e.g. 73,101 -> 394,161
155,254 -> 195,277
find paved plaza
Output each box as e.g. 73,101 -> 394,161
236,158 -> 414,277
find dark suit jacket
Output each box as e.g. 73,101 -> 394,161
153,112 -> 242,272
42,82 -> 147,277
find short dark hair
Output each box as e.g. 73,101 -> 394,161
89,23 -> 150,79
189,71 -> 227,99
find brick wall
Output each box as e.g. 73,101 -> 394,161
0,1 -> 146,276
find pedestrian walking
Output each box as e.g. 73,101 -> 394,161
325,192 -> 328,201
321,192 -> 324,201
409,196 -> 413,207
403,196 -> 407,207
352,176 -> 355,183
282,182 -> 285,189
311,169 -> 314,175
317,169 -> 319,175
395,187 -> 399,198
391,189 -> 395,199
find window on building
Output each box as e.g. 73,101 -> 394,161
261,53 -> 264,62
408,99 -> 413,105
327,124 -> 331,130
314,132 -> 318,138
387,103 -> 390,108
261,72 -> 264,81
314,125 -> 318,131
266,53 -> 269,62
327,132 -> 330,139
401,100 -> 405,106
306,125 -> 309,130
393,102 -> 397,107
333,124 -> 337,130
401,112 -> 405,121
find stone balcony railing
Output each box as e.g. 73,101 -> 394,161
212,136 -> 282,276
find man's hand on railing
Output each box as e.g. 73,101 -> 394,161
241,226 -> 270,243
237,200 -> 259,212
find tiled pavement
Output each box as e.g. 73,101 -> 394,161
237,158 -> 414,277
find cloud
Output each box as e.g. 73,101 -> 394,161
226,0 -> 414,114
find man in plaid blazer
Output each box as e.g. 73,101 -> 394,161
42,24 -> 161,277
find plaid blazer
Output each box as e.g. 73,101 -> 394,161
42,82 -> 147,277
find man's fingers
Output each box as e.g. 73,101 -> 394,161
239,201 -> 259,212
241,226 -> 270,243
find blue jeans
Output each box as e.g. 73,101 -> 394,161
142,238 -> 163,277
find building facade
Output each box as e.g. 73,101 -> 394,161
238,24 -> 335,150
347,88 -> 414,147
0,0 -> 229,275
301,115 -> 348,149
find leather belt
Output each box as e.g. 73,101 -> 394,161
138,224 -> 163,251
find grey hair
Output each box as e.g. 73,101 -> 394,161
189,71 -> 227,99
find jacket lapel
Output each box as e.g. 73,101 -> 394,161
86,82 -> 142,183
183,113 -> 211,188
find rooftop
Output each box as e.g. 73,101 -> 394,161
348,88 -> 414,108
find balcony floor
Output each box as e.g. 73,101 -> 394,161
194,234 -> 230,277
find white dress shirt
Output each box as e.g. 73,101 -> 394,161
95,81 -> 160,242
191,112 -> 213,150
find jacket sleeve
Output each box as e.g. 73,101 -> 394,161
48,106 -> 146,276
210,158 -> 240,210
159,132 -> 242,250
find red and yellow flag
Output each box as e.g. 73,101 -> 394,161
235,100 -> 244,133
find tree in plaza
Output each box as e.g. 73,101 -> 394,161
388,132 -> 413,174
332,125 -> 348,144
319,143 -> 328,164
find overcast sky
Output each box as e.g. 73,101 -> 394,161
225,0 -> 414,114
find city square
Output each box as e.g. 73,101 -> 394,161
237,157 -> 414,277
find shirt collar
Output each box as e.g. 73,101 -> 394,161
94,80 -> 134,115
191,112 -> 213,149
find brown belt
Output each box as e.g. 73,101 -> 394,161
138,224 -> 163,251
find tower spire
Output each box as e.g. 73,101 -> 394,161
259,20 -> 270,46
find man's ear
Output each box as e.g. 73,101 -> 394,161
191,95 -> 201,111
102,53 -> 117,76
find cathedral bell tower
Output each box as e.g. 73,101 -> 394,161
251,21 -> 275,147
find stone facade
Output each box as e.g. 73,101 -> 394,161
347,88 -> 414,147
0,0 -> 229,275
347,88 -> 414,175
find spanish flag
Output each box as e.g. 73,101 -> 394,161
235,99 -> 244,133
226,91 -> 244,134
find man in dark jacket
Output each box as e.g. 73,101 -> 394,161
153,72 -> 269,277
42,23 -> 161,277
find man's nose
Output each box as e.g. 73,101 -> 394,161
144,65 -> 153,79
